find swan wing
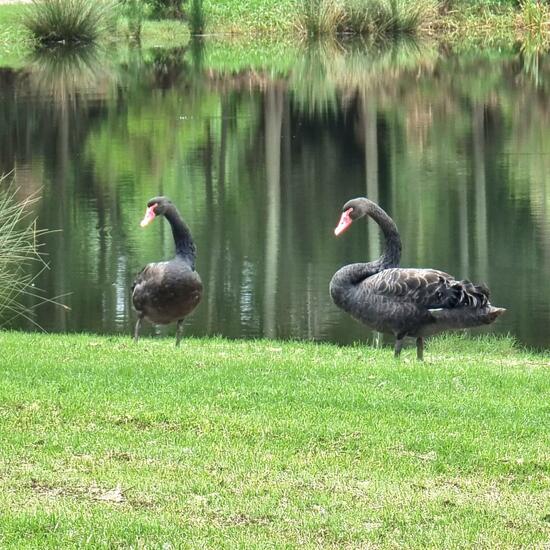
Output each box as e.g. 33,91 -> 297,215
366,268 -> 490,310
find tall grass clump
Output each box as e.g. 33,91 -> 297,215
23,0 -> 117,45
0,176 -> 49,325
298,0 -> 432,38
297,0 -> 347,37
348,0 -> 430,36
519,0 -> 550,38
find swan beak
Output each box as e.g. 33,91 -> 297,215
140,204 -> 157,227
334,208 -> 353,236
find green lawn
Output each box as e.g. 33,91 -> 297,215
0,332 -> 548,548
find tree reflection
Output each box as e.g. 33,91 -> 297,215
1,39 -> 550,348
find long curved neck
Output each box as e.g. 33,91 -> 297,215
164,206 -> 197,268
368,202 -> 401,271
332,202 -> 401,288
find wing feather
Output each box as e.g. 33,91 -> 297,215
365,268 -> 489,310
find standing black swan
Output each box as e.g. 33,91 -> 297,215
132,196 -> 202,346
329,197 -> 505,360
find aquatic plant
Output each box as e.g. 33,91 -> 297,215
23,0 -> 117,45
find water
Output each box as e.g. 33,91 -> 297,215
1,41 -> 549,349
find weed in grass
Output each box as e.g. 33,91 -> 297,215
23,0 -> 118,46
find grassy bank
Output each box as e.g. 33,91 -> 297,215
203,0 -> 546,45
0,331 -> 548,547
1,1 -> 548,66
0,4 -> 188,67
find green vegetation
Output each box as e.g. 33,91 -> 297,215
297,0 -> 435,39
0,0 -> 548,56
0,177 -> 48,326
0,4 -> 32,66
23,0 -> 118,45
0,3 -> 188,65
199,0 -> 546,46
0,332 -> 548,547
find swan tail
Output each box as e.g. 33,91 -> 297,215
429,305 -> 506,327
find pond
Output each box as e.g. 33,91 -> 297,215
1,40 -> 549,349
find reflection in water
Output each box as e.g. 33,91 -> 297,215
1,40 -> 550,348
26,44 -> 116,103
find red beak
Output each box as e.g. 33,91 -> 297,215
334,208 -> 353,236
140,204 -> 157,227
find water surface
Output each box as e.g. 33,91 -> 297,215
1,41 -> 549,349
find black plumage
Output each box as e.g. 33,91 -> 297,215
329,197 -> 505,360
132,196 -> 202,346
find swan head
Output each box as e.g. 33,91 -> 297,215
334,198 -> 372,236
140,196 -> 173,227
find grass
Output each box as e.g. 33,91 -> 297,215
0,4 -> 33,66
0,177 -> 52,327
200,0 -> 535,45
0,331 -> 549,547
296,0 -> 435,38
0,4 -> 188,66
23,0 -> 118,45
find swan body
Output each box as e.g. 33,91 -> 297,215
330,198 -> 505,360
132,196 -> 202,346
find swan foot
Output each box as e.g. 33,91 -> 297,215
175,319 -> 185,347
394,337 -> 404,359
134,315 -> 144,343
416,337 -> 424,361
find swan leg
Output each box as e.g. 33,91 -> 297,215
416,336 -> 424,361
134,314 -> 144,343
175,319 -> 185,347
394,337 -> 404,359
416,337 -> 424,361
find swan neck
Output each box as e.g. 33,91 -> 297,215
164,206 -> 197,267
369,202 -> 401,269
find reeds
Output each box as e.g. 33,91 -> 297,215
0,175 -> 66,327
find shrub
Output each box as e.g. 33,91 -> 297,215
23,0 -> 118,45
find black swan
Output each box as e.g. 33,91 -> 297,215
132,196 -> 203,346
329,197 -> 505,360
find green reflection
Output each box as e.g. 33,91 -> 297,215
0,39 -> 549,348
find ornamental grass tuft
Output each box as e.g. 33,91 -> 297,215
23,0 -> 117,45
